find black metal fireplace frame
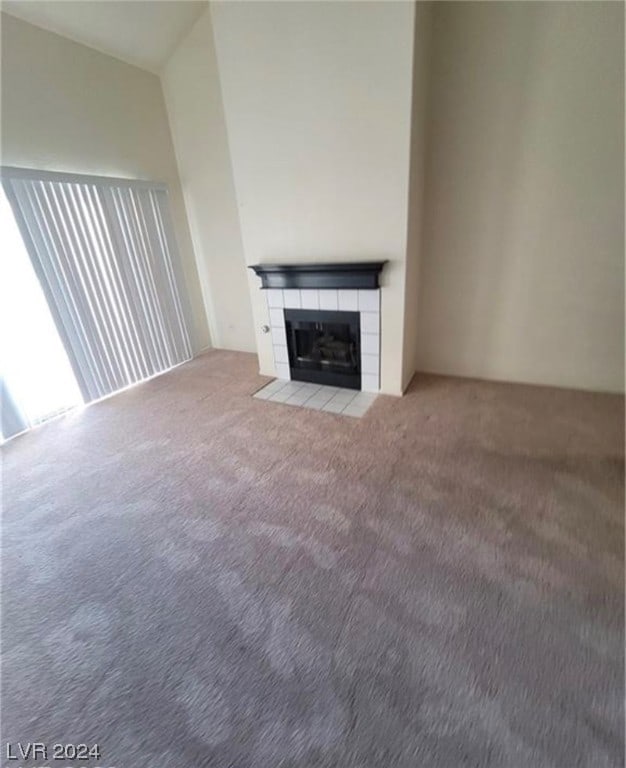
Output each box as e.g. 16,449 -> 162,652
284,308 -> 361,390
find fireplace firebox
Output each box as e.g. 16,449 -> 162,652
284,309 -> 361,390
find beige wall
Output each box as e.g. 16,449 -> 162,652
416,1 -> 625,393
162,9 -> 255,353
0,13 -> 211,354
402,2 -> 432,392
210,1 -> 415,395
5,5 -> 621,394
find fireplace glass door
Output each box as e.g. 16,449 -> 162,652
284,309 -> 361,389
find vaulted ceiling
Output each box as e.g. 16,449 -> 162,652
2,0 -> 207,72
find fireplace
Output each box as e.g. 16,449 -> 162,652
285,309 -> 361,389
249,262 -> 387,392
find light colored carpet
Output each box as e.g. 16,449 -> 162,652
2,350 -> 624,767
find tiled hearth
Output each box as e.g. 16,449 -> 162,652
253,379 -> 377,418
264,288 -> 381,392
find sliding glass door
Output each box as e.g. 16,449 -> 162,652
1,168 -> 194,440
0,188 -> 82,439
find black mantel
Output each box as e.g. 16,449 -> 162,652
249,261 -> 387,290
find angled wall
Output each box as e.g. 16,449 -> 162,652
161,9 -> 255,353
0,12 -> 211,354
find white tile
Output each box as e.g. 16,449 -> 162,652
360,333 -> 379,355
275,362 -> 290,380
253,388 -> 273,400
300,290 -> 319,310
286,390 -> 312,405
302,399 -> 325,411
273,345 -> 289,364
318,290 -> 338,310
361,373 -> 379,392
342,403 -> 370,418
351,392 -> 377,407
280,381 -> 304,395
332,388 -> 357,401
283,289 -> 301,308
306,391 -> 334,408
321,399 -> 347,414
260,379 -> 286,394
338,290 -> 359,311
300,387 -> 318,400
266,289 -> 284,308
298,383 -> 322,395
360,312 -> 379,334
309,387 -> 335,399
327,394 -> 356,411
269,390 -> 292,403
361,354 -> 379,375
269,307 -> 285,328
270,325 -> 287,348
358,289 -> 380,312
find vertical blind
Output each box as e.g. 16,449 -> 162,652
2,169 -> 193,404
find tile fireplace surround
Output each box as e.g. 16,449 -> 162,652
264,287 -> 381,392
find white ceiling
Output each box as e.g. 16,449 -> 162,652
1,0 -> 208,73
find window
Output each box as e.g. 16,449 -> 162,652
1,168 -> 193,440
